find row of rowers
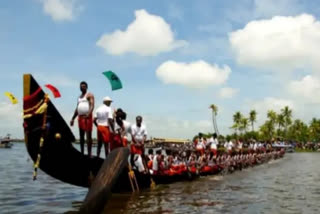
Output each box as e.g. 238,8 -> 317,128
70,81 -> 147,158
145,147 -> 284,176
194,133 -> 268,155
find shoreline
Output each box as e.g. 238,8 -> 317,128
295,148 -> 320,153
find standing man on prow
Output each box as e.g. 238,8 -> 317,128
130,116 -> 148,171
93,96 -> 114,158
70,81 -> 95,157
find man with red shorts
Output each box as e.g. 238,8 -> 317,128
70,81 -> 94,157
130,116 -> 147,171
114,109 -> 131,149
210,133 -> 218,157
93,96 -> 114,157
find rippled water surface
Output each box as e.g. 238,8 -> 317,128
1,143 -> 320,214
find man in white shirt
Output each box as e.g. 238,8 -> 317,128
196,133 -> 205,155
258,142 -> 263,150
253,140 -> 258,151
238,140 -> 243,152
228,140 -> 234,155
131,116 -> 147,154
114,109 -> 131,148
93,96 -> 114,157
130,116 -> 148,172
224,141 -> 228,150
210,133 -> 218,157
70,81 -> 95,156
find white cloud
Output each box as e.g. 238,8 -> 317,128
218,87 -> 239,99
288,75 -> 320,104
229,14 -> 320,71
40,0 -> 83,22
156,60 -> 231,88
96,9 -> 187,56
250,97 -> 294,112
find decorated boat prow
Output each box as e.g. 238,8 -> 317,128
23,74 -> 104,187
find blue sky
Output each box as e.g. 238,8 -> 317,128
2,0 -> 320,139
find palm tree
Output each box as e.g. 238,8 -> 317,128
265,110 -> 277,138
289,119 -> 308,142
209,104 -> 219,136
249,110 -> 257,131
309,118 -> 320,141
231,124 -> 238,135
259,120 -> 274,140
240,117 -> 249,134
267,110 -> 277,124
233,111 -> 243,134
281,106 -> 292,135
276,113 -> 285,134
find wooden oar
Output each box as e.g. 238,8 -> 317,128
128,165 -> 140,192
79,147 -> 130,214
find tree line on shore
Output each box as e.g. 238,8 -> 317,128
207,105 -> 320,143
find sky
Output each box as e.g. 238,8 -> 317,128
1,0 -> 320,139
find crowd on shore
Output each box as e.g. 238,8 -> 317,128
295,142 -> 320,151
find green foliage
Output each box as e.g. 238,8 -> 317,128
309,118 -> 320,142
295,148 -> 317,153
192,105 -> 320,144
286,119 -> 309,142
243,131 -> 259,141
249,110 -> 257,131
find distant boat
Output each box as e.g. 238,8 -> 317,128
0,136 -> 13,148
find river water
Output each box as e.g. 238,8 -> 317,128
1,143 -> 319,214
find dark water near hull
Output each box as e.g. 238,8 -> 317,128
1,144 -> 320,214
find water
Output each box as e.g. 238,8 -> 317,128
1,144 -> 320,214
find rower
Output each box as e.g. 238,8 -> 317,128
253,140 -> 258,151
210,133 -> 218,157
93,96 -> 114,157
152,150 -> 162,175
196,133 -> 205,155
147,149 -> 154,169
227,139 -> 234,155
224,140 -> 228,151
130,116 -> 148,172
238,139 -> 243,153
113,109 -> 131,149
187,152 -> 197,174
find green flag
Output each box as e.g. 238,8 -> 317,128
102,71 -> 123,91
